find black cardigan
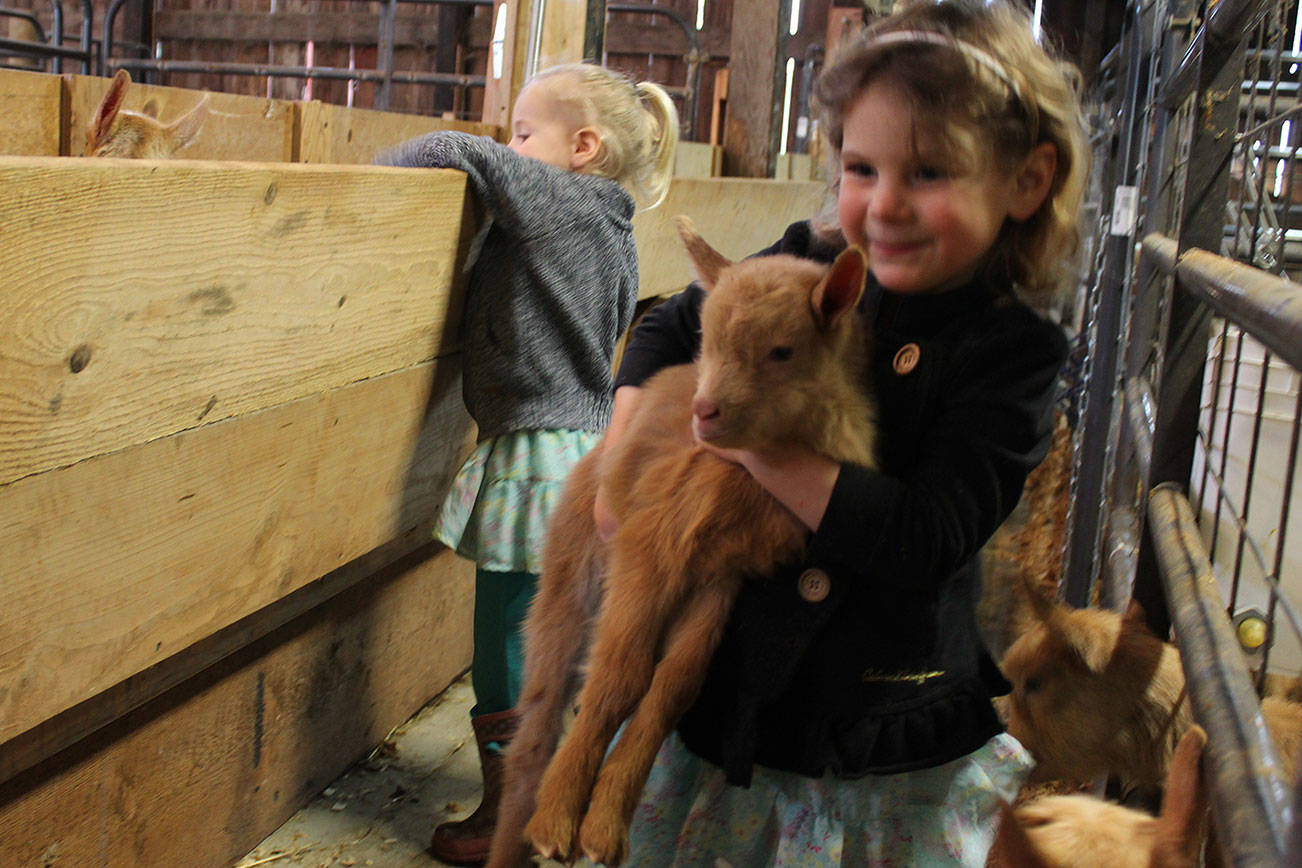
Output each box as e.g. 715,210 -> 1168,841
615,221 -> 1069,786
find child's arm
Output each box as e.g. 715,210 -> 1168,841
374,131 -> 595,234
809,315 -> 1067,594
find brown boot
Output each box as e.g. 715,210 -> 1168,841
430,709 -> 519,865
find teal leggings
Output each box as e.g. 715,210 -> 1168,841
471,568 -> 538,716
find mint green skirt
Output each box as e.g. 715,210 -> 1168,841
434,429 -> 600,574
622,732 -> 1033,867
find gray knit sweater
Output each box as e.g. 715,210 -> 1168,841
376,131 -> 639,440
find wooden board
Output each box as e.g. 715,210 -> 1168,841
631,177 -> 826,299
674,142 -> 723,178
0,542 -> 473,868
296,100 -> 503,165
0,157 -> 473,487
63,73 -> 296,160
774,152 -> 815,181
0,69 -> 61,156
0,359 -> 475,747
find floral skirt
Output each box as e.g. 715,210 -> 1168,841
434,429 -> 599,574
619,731 -> 1033,868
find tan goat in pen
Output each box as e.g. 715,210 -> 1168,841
84,69 -> 209,159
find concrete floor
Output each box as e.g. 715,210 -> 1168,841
234,674 -> 563,868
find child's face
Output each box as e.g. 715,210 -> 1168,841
508,82 -> 584,171
836,79 -> 1025,295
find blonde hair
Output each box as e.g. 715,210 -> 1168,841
531,63 -> 680,209
815,0 -> 1089,302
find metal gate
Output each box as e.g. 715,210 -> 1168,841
1066,0 -> 1302,861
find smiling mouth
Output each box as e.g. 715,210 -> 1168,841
872,239 -> 924,255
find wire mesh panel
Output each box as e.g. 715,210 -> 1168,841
1069,0 -> 1302,861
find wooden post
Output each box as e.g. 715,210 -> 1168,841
722,0 -> 786,177
480,0 -> 529,127
537,0 -> 606,68
480,0 -> 605,128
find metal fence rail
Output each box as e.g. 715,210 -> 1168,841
1069,0 -> 1302,862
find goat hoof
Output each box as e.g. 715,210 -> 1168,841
524,806 -> 578,863
578,810 -> 629,868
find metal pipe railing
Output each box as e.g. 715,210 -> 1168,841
0,0 -> 96,72
608,2 -> 702,141
1159,0 -> 1272,109
104,0 -> 491,108
108,57 -> 484,88
1148,484 -> 1293,866
1175,248 -> 1302,373
0,7 -> 46,43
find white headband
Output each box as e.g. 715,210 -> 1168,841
866,30 -> 1021,101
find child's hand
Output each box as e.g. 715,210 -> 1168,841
695,440 -> 755,471
697,439 -> 840,531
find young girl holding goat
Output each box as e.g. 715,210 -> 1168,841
601,1 -> 1087,864
376,63 -> 677,864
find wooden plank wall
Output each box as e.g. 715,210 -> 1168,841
0,158 -> 480,864
632,177 -> 826,299
0,70 -> 829,867
0,69 -> 60,155
0,70 -> 502,160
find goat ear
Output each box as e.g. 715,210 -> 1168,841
1022,572 -> 1058,626
88,69 -> 131,154
166,94 -> 209,152
811,245 -> 866,329
1121,597 -> 1158,636
1152,725 -> 1208,865
1023,578 -> 1114,674
676,215 -> 731,290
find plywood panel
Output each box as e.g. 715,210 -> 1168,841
0,359 -> 475,745
63,73 -> 295,160
631,177 -> 826,299
0,157 -> 473,486
0,69 -> 60,156
673,142 -> 723,178
0,542 -> 473,868
297,100 -> 502,165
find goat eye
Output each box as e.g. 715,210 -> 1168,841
1023,675 -> 1043,694
768,346 -> 794,362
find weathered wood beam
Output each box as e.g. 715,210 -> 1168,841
723,0 -> 785,176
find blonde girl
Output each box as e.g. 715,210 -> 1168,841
377,62 -> 677,865
600,1 -> 1089,864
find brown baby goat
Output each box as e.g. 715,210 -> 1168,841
1001,589 -> 1302,795
989,725 -> 1209,868
487,219 -> 878,867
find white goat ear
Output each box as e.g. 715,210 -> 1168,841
676,215 -> 731,290
88,69 -> 130,153
166,94 -> 209,152
811,245 -> 866,329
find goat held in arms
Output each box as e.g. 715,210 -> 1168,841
487,217 -> 878,867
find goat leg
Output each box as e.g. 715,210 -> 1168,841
578,576 -> 741,866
